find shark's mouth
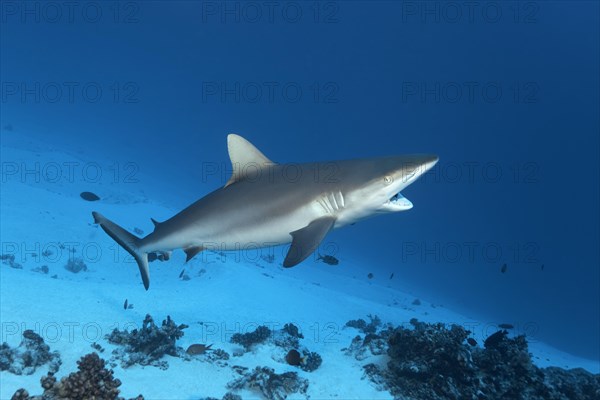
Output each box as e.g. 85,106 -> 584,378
387,192 -> 413,210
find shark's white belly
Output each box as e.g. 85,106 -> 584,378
152,199 -> 329,252
209,201 -> 326,249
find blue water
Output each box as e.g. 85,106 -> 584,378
1,1 -> 598,362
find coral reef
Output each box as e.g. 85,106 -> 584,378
227,366 -> 309,400
282,323 -> 303,340
349,318 -> 600,400
299,350 -> 322,373
343,332 -> 389,361
106,314 -> 188,369
272,324 -> 302,350
344,314 -> 382,334
11,352 -> 144,400
0,330 -> 61,375
64,257 -> 87,273
231,325 -> 272,350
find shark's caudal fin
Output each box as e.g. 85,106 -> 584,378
92,212 -> 150,290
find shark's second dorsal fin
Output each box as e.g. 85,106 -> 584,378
225,134 -> 275,188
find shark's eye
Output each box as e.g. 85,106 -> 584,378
384,176 -> 393,185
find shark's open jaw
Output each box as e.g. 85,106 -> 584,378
387,192 -> 413,210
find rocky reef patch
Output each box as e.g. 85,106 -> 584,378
11,352 -> 144,400
344,316 -> 600,400
230,323 -> 322,373
0,330 -> 61,375
106,314 -> 188,369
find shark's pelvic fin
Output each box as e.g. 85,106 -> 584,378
92,211 -> 151,290
151,218 -> 161,227
283,216 -> 336,268
225,134 -> 275,188
184,246 -> 204,262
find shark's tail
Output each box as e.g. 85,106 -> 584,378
92,211 -> 150,290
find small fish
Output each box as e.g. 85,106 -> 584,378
186,343 -> 213,355
179,269 -> 185,279
541,264 -> 544,271
498,323 -> 514,330
80,191 -> 100,202
466,338 -> 477,347
123,299 -> 128,310
501,263 -> 507,273
285,349 -> 306,366
389,273 -> 394,280
367,273 -> 374,279
318,254 -> 339,265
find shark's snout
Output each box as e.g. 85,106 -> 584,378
417,154 -> 439,171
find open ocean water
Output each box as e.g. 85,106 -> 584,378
1,1 -> 599,399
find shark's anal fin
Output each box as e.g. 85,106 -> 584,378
184,246 -> 204,262
284,216 -> 336,268
225,134 -> 275,188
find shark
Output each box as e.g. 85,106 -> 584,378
92,134 -> 438,290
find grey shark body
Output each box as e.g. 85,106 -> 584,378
93,134 -> 438,289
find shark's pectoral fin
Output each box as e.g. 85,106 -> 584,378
184,246 -> 204,262
284,217 -> 336,268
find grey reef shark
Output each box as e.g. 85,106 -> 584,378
93,134 -> 438,290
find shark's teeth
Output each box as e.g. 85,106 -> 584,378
387,192 -> 413,210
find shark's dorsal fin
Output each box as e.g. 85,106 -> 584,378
283,216 -> 336,268
225,134 -> 275,188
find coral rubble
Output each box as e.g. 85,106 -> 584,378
227,366 -> 309,400
64,257 -> 87,273
1,254 -> 23,269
